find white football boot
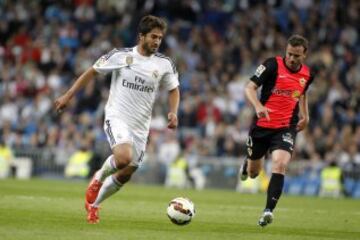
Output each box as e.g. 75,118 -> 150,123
258,209 -> 274,227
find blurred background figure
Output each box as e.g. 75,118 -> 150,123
0,138 -> 14,178
158,130 -> 181,183
165,153 -> 190,189
165,150 -> 206,190
64,138 -> 93,179
319,161 -> 343,198
237,167 -> 269,194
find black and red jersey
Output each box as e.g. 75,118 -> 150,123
250,56 -> 314,129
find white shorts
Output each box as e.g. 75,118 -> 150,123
103,117 -> 147,167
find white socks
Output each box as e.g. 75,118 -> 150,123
95,155 -> 118,182
93,175 -> 122,207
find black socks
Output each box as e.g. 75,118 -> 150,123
265,173 -> 284,212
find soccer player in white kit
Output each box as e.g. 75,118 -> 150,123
54,15 -> 180,224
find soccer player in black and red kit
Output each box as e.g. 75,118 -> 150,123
239,35 -> 314,227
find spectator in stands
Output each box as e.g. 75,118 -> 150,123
319,161 -> 343,198
0,138 -> 14,178
0,0 -> 358,193
64,139 -> 93,179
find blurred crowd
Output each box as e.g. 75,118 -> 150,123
0,0 -> 359,172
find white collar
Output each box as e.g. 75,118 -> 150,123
133,45 -> 153,59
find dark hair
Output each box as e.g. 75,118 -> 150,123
137,15 -> 167,36
287,34 -> 309,53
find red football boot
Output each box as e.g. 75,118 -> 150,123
85,172 -> 103,204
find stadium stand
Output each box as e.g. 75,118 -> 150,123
0,0 -> 359,197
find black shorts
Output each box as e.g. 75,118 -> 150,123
246,126 -> 297,160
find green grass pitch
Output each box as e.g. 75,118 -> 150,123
0,179 -> 359,240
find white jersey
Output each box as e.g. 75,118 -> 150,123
93,46 -> 179,136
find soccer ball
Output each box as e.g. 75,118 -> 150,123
167,197 -> 195,225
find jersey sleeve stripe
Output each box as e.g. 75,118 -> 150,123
154,53 -> 177,73
102,48 -> 132,60
117,47 -> 133,52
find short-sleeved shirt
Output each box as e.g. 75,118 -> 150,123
250,56 -> 314,129
93,46 -> 179,136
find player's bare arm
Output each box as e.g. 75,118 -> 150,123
54,67 -> 97,113
296,94 -> 310,132
245,81 -> 272,121
167,87 -> 180,129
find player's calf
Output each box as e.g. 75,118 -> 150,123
112,144 -> 133,169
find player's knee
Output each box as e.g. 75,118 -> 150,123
113,148 -> 132,169
272,160 -> 288,174
272,150 -> 291,173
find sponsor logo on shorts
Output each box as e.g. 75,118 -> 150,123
105,120 -> 116,146
282,133 -> 294,145
247,147 -> 252,157
246,137 -> 253,156
246,137 -> 253,147
138,151 -> 145,163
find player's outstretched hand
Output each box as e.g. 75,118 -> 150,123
54,94 -> 71,114
296,117 -> 309,132
167,112 -> 178,129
